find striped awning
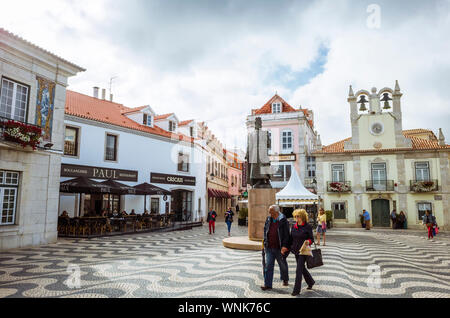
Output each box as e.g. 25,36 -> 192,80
208,188 -> 231,199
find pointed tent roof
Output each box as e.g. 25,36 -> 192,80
276,168 -> 318,203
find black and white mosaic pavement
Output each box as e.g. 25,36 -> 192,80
0,225 -> 449,298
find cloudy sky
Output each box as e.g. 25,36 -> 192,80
1,0 -> 449,150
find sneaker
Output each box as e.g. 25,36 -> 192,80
261,286 -> 272,291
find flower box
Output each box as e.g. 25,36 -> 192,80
3,120 -> 42,150
328,182 -> 350,192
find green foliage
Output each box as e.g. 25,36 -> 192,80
325,210 -> 333,222
239,208 -> 248,219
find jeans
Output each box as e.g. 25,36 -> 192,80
293,254 -> 315,294
264,248 -> 289,288
226,221 -> 232,233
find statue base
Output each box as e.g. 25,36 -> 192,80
222,188 -> 277,250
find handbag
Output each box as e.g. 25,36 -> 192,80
322,221 -> 327,230
306,242 -> 323,269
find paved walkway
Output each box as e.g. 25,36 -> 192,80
0,225 -> 449,298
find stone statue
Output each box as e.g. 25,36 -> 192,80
246,117 -> 272,188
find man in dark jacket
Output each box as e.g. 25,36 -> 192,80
261,205 -> 290,291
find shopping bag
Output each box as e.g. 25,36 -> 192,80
306,242 -> 323,269
299,241 -> 312,256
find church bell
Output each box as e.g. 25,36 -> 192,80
381,93 -> 392,110
358,95 -> 368,112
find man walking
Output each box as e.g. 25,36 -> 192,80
363,209 -> 371,230
261,205 -> 290,291
207,209 -> 217,234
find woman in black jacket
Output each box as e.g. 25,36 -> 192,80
289,209 -> 315,296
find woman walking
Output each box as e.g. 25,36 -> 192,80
398,211 -> 406,229
316,208 -> 327,246
289,209 -> 315,296
423,210 -> 436,239
225,208 -> 234,236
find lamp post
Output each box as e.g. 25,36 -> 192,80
312,177 -> 319,228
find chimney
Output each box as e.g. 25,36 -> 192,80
110,94 -> 113,102
93,87 -> 99,99
102,88 -> 106,100
439,128 -> 445,146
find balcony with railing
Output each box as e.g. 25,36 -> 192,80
1,116 -> 42,150
365,180 -> 395,192
410,180 -> 438,192
327,181 -> 352,193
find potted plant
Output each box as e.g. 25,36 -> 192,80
238,208 -> 248,226
325,210 -> 333,229
3,120 -> 42,150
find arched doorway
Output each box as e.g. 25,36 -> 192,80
371,199 -> 390,227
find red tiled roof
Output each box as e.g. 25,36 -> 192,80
316,130 -> 450,154
121,106 -> 147,115
254,94 -> 298,115
155,113 -> 174,120
179,120 -> 193,126
65,90 -> 193,143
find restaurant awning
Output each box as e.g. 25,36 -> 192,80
100,179 -> 136,195
208,188 -> 231,199
133,182 -> 172,195
60,177 -> 111,194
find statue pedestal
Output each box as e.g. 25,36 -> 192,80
222,188 -> 277,250
248,188 -> 277,241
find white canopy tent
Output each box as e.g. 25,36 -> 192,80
276,168 -> 318,206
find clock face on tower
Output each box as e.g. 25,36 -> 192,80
370,122 -> 384,135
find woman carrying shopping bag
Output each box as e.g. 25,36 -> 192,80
288,209 -> 315,296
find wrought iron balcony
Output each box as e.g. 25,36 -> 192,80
410,180 -> 438,192
327,181 -> 352,193
365,180 -> 394,192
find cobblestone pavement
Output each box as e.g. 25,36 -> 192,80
0,225 -> 449,298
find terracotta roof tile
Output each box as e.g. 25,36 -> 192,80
254,94 -> 298,115
121,106 -> 147,115
316,130 -> 450,154
65,91 -> 193,143
179,120 -> 193,126
155,113 -> 174,120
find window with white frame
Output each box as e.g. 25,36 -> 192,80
281,130 -> 293,152
418,202 -> 432,221
0,78 -> 29,122
272,102 -> 281,113
331,164 -> 345,182
415,162 -> 430,181
307,156 -> 316,178
271,163 -> 292,182
143,113 -> 153,127
169,121 -> 177,132
0,170 -> 19,225
178,152 -> 189,172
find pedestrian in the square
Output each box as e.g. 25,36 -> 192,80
261,205 -> 290,291
423,210 -> 436,239
316,208 -> 327,246
390,209 -> 397,229
207,209 -> 217,234
398,211 -> 406,229
363,209 -> 371,230
225,208 -> 234,236
289,209 -> 315,296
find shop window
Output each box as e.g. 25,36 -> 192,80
271,163 -> 292,182
0,78 -> 29,122
418,202 -> 432,221
333,202 -> 346,219
151,198 -> 160,214
64,126 -> 79,156
102,194 -> 120,213
0,170 -> 19,225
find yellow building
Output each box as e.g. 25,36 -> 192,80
314,82 -> 450,230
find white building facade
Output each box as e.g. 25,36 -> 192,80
60,90 -> 207,223
0,29 -> 84,249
